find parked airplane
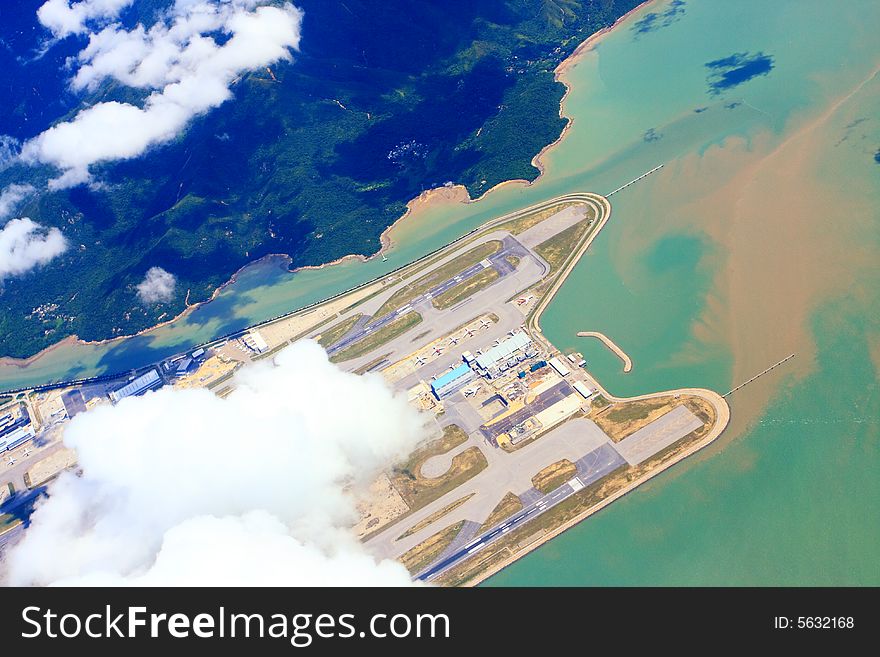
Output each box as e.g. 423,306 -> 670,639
462,386 -> 480,398
414,356 -> 426,366
448,336 -> 459,345
432,346 -> 444,356
480,320 -> 491,329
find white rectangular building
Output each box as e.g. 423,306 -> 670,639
549,357 -> 571,377
109,369 -> 162,403
242,330 -> 269,354
1,425 -> 35,451
573,381 -> 593,399
474,332 -> 533,377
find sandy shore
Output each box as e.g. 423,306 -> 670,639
376,0 -> 661,253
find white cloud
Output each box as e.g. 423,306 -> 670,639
0,217 -> 68,279
4,341 -> 429,586
135,265 -> 176,303
24,1 -> 303,188
0,184 -> 36,220
37,0 -> 134,37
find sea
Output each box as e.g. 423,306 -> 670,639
1,0 -> 878,584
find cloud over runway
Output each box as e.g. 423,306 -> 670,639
4,341 -> 430,586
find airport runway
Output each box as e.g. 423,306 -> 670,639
366,418 -> 615,561
416,442 -> 625,582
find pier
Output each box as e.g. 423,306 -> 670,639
576,331 -> 632,373
723,354 -> 796,398
607,164 -> 664,196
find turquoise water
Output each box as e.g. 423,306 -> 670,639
485,0 -> 880,585
489,296 -> 880,585
1,0 -> 878,584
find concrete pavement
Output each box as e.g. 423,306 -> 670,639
365,417 -> 615,560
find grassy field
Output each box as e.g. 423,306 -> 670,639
531,459 -> 577,494
590,394 -> 610,410
0,513 -> 22,537
316,313 -> 364,348
390,425 -> 488,512
593,396 -> 678,443
397,493 -> 475,540
329,312 -> 422,363
534,219 -> 591,273
353,353 -> 392,375
373,240 -> 502,318
503,202 -> 583,235
477,492 -> 523,535
431,267 -> 500,310
400,520 -> 466,576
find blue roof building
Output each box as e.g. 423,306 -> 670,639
431,363 -> 476,399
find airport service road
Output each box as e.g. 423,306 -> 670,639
416,442 -> 626,582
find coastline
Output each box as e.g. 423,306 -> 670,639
0,0 -> 659,373
0,252 -> 291,369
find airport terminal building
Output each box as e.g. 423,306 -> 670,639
474,332 -> 536,378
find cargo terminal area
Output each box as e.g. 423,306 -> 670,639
419,329 -> 597,449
